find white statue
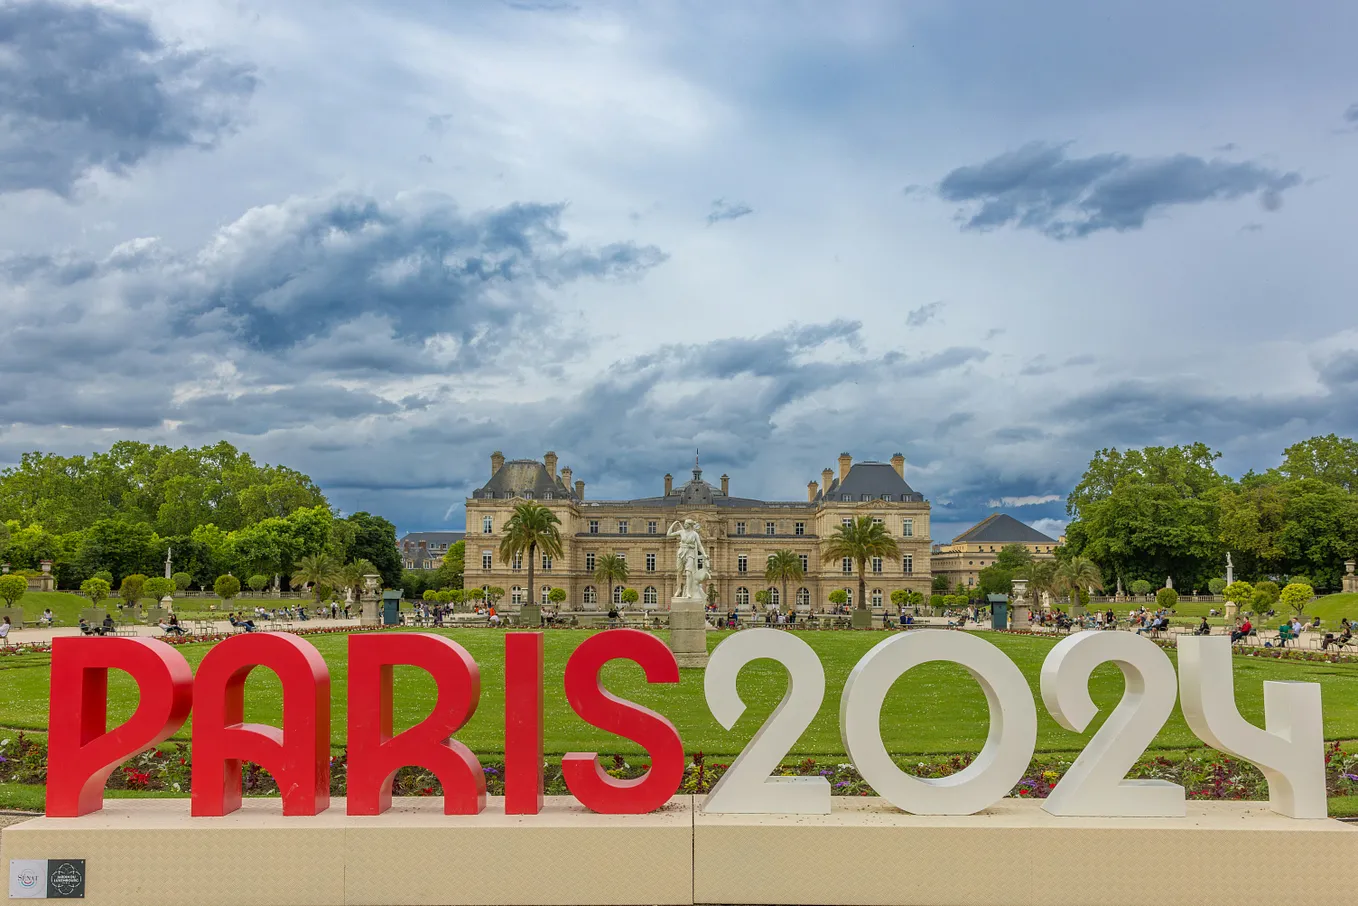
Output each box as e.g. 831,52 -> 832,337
667,518 -> 710,600
164,547 -> 173,580
1226,552 -> 1234,587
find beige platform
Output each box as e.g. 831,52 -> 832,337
5,796 -> 1356,906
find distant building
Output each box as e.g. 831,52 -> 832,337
464,450 -> 933,611
399,531 -> 466,570
930,513 -> 1059,589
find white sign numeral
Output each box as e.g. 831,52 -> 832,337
703,629 -> 830,814
840,631 -> 1037,815
1177,636 -> 1327,819
1040,631 -> 1185,817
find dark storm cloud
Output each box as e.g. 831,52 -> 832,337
936,142 -> 1302,239
1345,103 -> 1358,124
906,301 -> 945,327
706,198 -> 754,225
0,0 -> 256,196
176,385 -> 400,435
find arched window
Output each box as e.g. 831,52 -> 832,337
871,588 -> 883,607
511,552 -> 522,570
796,587 -> 810,607
844,588 -> 853,607
511,586 -> 524,604
613,585 -> 624,605
736,587 -> 749,607
541,585 -> 551,604
768,587 -> 780,608
643,586 -> 657,606
583,586 -> 597,605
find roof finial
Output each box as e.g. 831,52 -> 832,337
693,448 -> 702,481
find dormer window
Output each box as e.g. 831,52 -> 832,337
544,492 -> 552,499
524,491 -> 533,499
841,494 -> 851,501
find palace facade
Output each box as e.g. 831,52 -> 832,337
464,451 -> 933,612
929,513 -> 1060,590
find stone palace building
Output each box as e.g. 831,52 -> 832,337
465,450 -> 933,612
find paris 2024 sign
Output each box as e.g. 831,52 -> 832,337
43,628 -> 1326,821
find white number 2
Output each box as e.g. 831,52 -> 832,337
1040,631 -> 1185,817
703,629 -> 830,814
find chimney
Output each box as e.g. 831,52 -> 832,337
821,467 -> 834,496
891,453 -> 905,479
575,479 -> 585,500
838,452 -> 852,483
664,473 -> 673,495
807,481 -> 818,502
720,474 -> 729,495
544,451 -> 558,479
560,466 -> 572,490
491,451 -> 505,477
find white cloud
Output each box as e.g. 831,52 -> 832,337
986,494 -> 1063,507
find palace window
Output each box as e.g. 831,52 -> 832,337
736,587 -> 750,607
765,521 -> 776,536
842,494 -> 851,501
524,491 -> 533,499
542,554 -> 552,570
613,586 -> 624,605
738,555 -> 748,574
768,588 -> 780,607
482,551 -> 492,570
619,520 -> 629,534
871,588 -> 883,607
583,586 -> 597,605
541,586 -> 551,604
902,518 -> 914,537
796,587 -> 810,607
799,554 -> 809,571
643,586 -> 658,606
616,552 -> 626,563
873,517 -> 883,525
482,516 -> 493,534
842,518 -> 852,527
844,588 -> 853,607
842,557 -> 853,574
794,521 -> 805,536
511,553 -> 522,570
872,557 -> 883,574
881,494 -> 892,501
903,554 -> 913,574
588,520 -> 599,534
861,494 -> 870,501
647,521 -> 658,535
586,552 -> 596,572
511,586 -> 524,604
735,521 -> 746,536
544,492 -> 552,500
646,553 -> 656,572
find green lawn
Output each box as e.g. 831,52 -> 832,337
6,590 -> 263,626
4,629 -> 1358,757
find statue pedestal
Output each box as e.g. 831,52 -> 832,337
668,594 -> 709,668
1225,603 -> 1238,624
851,609 -> 873,629
1010,603 -> 1030,628
518,604 -> 542,627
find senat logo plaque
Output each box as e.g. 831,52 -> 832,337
44,629 -> 1326,821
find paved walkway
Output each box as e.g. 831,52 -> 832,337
3,617 -> 364,647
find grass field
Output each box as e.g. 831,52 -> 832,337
4,628 -> 1358,757
5,590 -> 274,626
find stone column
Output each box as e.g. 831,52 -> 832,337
668,591 -> 709,668
360,574 -> 381,627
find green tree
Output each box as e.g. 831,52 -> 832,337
345,512 -> 403,589
548,587 -> 567,608
754,589 -> 771,609
247,574 -> 269,594
1055,557 -> 1103,604
1129,579 -> 1152,596
214,574 -> 241,602
498,502 -> 564,616
620,587 -> 639,607
821,515 -> 900,615
144,577 -> 175,602
291,553 -> 344,603
485,586 -> 505,609
1252,580 -> 1280,605
1276,434 -> 1358,492
828,588 -> 848,608
931,575 -> 950,593
976,563 -> 1014,597
0,574 -> 26,607
1021,560 -> 1059,602
765,550 -> 804,617
1156,587 -> 1179,610
118,573 -> 147,608
172,571 -> 193,592
338,558 -> 378,604
1279,582 -> 1315,619
994,543 -> 1035,571
1207,577 -> 1226,595
593,554 -> 630,610
434,540 -> 465,590
1223,581 -> 1255,610
80,576 -> 111,607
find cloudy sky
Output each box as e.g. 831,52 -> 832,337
2,0 -> 1356,543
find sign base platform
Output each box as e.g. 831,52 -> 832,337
4,796 -> 1356,906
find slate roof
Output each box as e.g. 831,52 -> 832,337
399,532 -> 466,546
814,462 -> 925,503
951,513 -> 1056,545
471,459 -> 576,500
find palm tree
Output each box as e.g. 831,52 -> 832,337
498,502 -> 564,612
593,554 -> 630,611
1056,556 -> 1103,605
821,515 -> 900,615
765,550 -> 804,614
1020,559 -> 1058,605
291,553 -> 344,603
338,558 -> 377,605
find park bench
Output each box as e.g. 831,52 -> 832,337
0,607 -> 25,629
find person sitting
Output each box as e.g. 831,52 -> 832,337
1194,616 -> 1211,636
159,613 -> 187,636
0,615 -> 11,644
78,617 -> 95,636
1230,618 -> 1252,644
1322,619 -> 1353,650
1275,622 -> 1296,648
228,613 -> 256,632
40,608 -> 55,626
101,613 -> 116,635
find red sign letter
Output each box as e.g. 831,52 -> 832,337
562,629 -> 684,813
505,632 -> 544,815
47,637 -> 193,817
346,633 -> 485,815
191,633 -> 331,816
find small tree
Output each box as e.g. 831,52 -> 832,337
93,570 -> 114,585
485,586 -> 505,609
172,571 -> 193,592
0,574 -> 26,607
620,588 -> 639,608
1253,580 -> 1280,605
144,577 -> 175,603
119,574 -> 147,608
80,576 -> 111,607
1223,580 -> 1255,612
931,575 -> 950,593
214,574 -> 242,602
1156,587 -> 1179,610
1129,579 -> 1152,596
548,587 -> 567,608
247,574 -> 269,594
890,589 -> 909,609
828,589 -> 848,609
1279,582 -> 1315,619
1208,577 -> 1226,596
754,589 -> 771,609
929,593 -> 945,609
